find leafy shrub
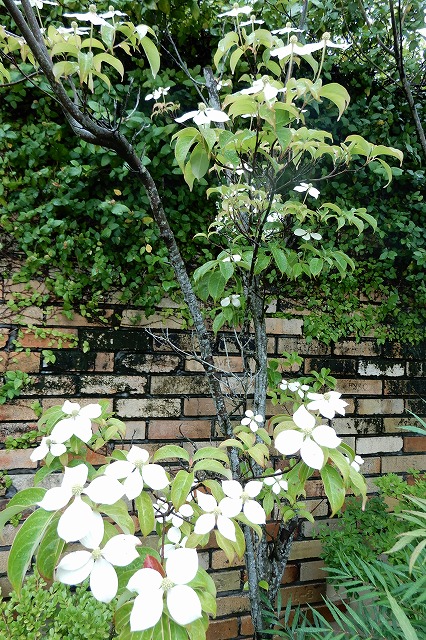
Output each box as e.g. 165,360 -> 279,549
0,570 -> 114,639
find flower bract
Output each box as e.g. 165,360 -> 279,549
56,512 -> 140,602
274,405 -> 341,470
194,490 -> 240,541
50,400 -> 102,444
241,410 -> 264,432
30,436 -> 66,462
128,548 -> 202,631
175,105 -> 229,126
264,473 -> 288,495
306,391 -> 348,419
221,480 -> 266,524
293,182 -> 320,198
104,445 -> 169,499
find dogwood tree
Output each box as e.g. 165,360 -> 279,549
0,1 -> 403,638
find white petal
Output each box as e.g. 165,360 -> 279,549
62,400 -> 80,414
102,535 -> 140,566
312,425 -> 341,449
167,527 -> 182,544
179,503 -> 194,518
128,568 -> 163,594
206,108 -> 229,122
293,405 -> 316,431
104,460 -> 135,480
90,557 -> 118,603
196,492 -> 217,512
123,469 -> 144,500
38,486 -> 71,511
79,403 -> 102,420
142,464 -> 169,490
193,111 -> 210,125
50,442 -> 67,457
72,416 -> 93,443
217,515 -> 236,541
51,418 -> 76,443
274,429 -> 304,455
244,480 -> 263,498
30,440 -> 49,462
167,585 -> 202,626
62,464 -> 88,491
57,497 -> 94,542
300,438 -> 324,470
84,476 -> 124,504
175,110 -> 197,123
127,445 -> 149,465
79,511 -> 104,549
194,513 -> 215,536
167,547 -> 198,585
130,591 -> 163,632
222,480 -> 243,500
56,551 -> 93,585
244,500 -> 266,525
219,496 -> 242,518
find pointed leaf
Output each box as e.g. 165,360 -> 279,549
135,491 -> 155,537
320,464 -> 345,516
171,470 -> 195,510
36,512 -> 65,580
153,445 -> 190,463
140,36 -> 160,77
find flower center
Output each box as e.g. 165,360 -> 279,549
134,460 -> 144,470
161,577 -> 174,592
212,506 -> 221,517
72,484 -> 83,496
92,547 -> 102,560
71,409 -> 79,418
46,438 -> 52,447
241,491 -> 249,503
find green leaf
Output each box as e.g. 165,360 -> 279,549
100,500 -> 135,534
93,52 -> 124,78
174,128 -> 199,171
153,445 -> 190,463
8,508 -> 57,594
309,257 -> 323,277
271,246 -> 288,274
193,447 -> 229,463
135,491 -> 155,537
0,487 -> 46,533
208,271 -> 226,301
320,464 -> 345,516
171,470 -> 195,510
385,588 -> 419,640
140,36 -> 160,77
193,459 -> 232,479
190,143 -> 209,180
36,512 -> 65,580
319,83 -> 350,120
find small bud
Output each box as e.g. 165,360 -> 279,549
322,32 -> 331,40
89,4 -> 97,12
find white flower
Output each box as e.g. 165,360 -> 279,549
221,294 -> 241,308
164,526 -> 188,557
194,491 -> 241,541
241,409 -> 264,432
274,404 -> 341,470
272,23 -> 303,35
418,28 -> 426,38
175,105 -> 229,126
294,228 -> 322,241
99,9 -> 127,19
37,465 -> 94,542
306,391 -> 348,419
240,17 -> 264,26
145,87 -> 170,101
240,77 -> 284,102
169,503 -> 194,528
104,445 -> 169,500
320,32 -> 350,50
128,548 -> 202,630
55,26 -> 91,36
293,182 -> 320,198
271,38 -> 324,60
222,254 -> 242,262
279,380 -> 310,398
135,24 -> 149,39
30,436 -> 66,462
264,473 -> 288,495
351,455 -> 364,472
50,400 -> 102,444
16,0 -> 58,7
63,8 -> 108,25
56,512 -> 140,603
218,5 -> 253,18
221,480 -> 266,525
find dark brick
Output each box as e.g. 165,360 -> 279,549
41,350 -> 96,372
304,358 -> 357,375
384,379 -> 426,396
383,340 -> 426,359
79,329 -> 149,352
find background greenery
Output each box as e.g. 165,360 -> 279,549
0,0 -> 424,342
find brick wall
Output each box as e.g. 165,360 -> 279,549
1,302 -> 425,639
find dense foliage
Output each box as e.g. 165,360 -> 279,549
0,0 -> 425,341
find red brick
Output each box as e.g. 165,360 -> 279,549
0,352 -> 40,373
184,398 -> 217,416
211,550 -> 245,570
0,329 -> 9,348
148,420 -> 211,440
280,582 -> 326,605
206,617 -> 238,640
216,594 -> 250,617
18,329 -> 77,349
94,352 -> 115,372
240,615 -> 254,636
404,436 -> 426,453
0,401 -> 37,421
0,449 -> 37,470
